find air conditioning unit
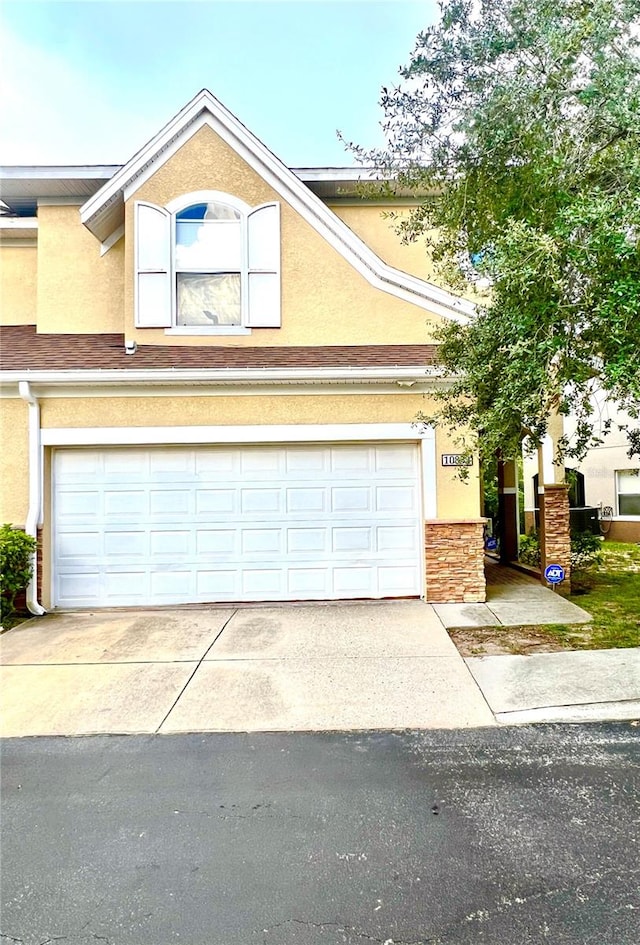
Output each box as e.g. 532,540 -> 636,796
569,506 -> 600,536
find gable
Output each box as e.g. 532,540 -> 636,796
82,90 -> 474,326
120,127 -> 457,346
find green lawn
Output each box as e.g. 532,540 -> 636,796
544,541 -> 640,650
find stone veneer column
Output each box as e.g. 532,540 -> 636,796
424,519 -> 487,603
540,484 -> 571,589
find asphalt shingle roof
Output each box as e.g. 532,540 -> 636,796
0,325 -> 438,372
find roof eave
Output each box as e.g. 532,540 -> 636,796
0,365 -> 447,387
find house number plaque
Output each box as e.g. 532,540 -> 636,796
441,454 -> 474,467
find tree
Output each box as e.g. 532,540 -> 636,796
351,0 -> 640,465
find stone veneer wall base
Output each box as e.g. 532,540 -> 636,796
424,519 -> 487,603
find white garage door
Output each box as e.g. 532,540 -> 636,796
52,443 -> 422,607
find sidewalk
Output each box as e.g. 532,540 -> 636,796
439,561 -> 640,724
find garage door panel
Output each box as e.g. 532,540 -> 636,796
287,568 -> 329,595
197,569 -> 238,596
241,488 -> 282,514
104,490 -> 147,517
196,528 -> 236,554
332,527 -> 372,552
241,449 -> 282,474
196,489 -> 236,514
379,566 -> 420,594
332,488 -> 371,512
285,449 -> 328,474
104,531 -> 147,557
53,443 -> 423,607
105,571 -> 147,599
377,525 -> 419,552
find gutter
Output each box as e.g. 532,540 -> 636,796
1,365 -> 448,387
17,381 -> 46,616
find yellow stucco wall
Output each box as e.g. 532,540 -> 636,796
37,205 -> 124,334
124,125 -> 449,346
0,246 -> 37,325
39,391 -> 480,519
330,204 -> 438,283
435,424 -> 483,519
0,398 -> 29,526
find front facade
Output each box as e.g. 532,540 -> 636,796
0,90 -> 485,613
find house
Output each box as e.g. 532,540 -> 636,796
522,395 -> 640,543
0,89 -> 492,614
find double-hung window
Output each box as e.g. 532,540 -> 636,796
617,469 -> 640,516
134,191 -> 280,333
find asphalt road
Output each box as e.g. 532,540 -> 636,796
1,724 -> 639,945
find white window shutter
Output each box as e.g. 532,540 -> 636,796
135,202 -> 172,328
246,203 -> 280,327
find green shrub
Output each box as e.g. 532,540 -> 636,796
518,529 -> 603,572
0,524 -> 37,624
519,530 -> 541,567
570,531 -> 603,571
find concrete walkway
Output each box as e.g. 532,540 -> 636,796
434,559 -> 593,629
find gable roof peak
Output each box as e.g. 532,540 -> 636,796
79,90 -> 474,322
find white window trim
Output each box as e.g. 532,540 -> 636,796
616,468 -> 640,518
165,190 -> 251,216
170,192 -> 247,335
164,326 -> 252,336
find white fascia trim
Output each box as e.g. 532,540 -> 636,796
1,165 -> 120,179
0,217 -> 38,230
100,223 -> 124,256
421,437 -> 437,519
1,366 -> 444,387
80,91 -> 474,323
42,421 -> 435,447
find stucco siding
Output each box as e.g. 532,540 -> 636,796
37,205 -> 124,334
0,398 -> 29,526
331,204 -> 438,282
0,246 -> 37,325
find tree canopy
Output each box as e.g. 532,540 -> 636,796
354,0 -> 640,463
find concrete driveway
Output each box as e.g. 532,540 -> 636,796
0,602 -> 495,736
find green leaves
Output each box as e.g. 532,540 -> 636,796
367,0 -> 640,463
0,524 -> 37,623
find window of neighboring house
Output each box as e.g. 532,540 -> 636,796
617,469 -> 640,516
134,191 -> 280,333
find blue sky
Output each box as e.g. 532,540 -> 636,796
0,1 -> 438,167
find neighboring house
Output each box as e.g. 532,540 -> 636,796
0,89 -> 486,613
522,395 -> 640,542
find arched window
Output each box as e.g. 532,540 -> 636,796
175,201 -> 242,327
134,191 -> 280,332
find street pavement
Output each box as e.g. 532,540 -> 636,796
1,725 -> 639,945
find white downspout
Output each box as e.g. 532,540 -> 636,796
18,381 -> 46,616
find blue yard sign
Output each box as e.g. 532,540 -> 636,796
544,564 -> 565,585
